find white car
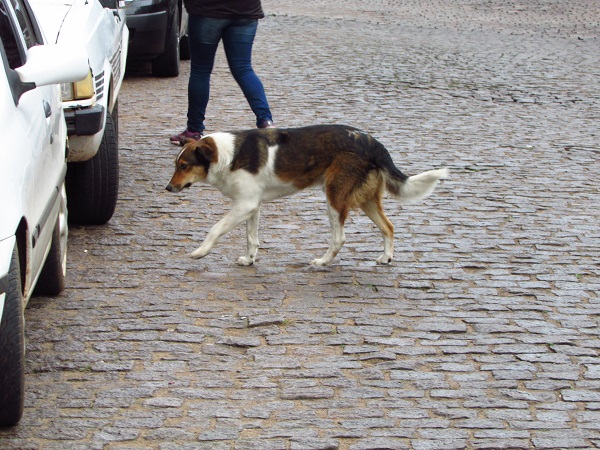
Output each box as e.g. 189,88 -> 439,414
0,0 -> 88,426
29,0 -> 129,224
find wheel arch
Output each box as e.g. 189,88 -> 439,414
107,73 -> 116,116
14,219 -> 29,298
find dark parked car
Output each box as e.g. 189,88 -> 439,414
124,0 -> 189,77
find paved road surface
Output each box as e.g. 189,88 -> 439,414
1,0 -> 599,449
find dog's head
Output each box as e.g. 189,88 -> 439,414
165,137 -> 218,193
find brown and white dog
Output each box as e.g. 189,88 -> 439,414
166,124 -> 448,266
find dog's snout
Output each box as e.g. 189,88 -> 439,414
166,182 -> 189,193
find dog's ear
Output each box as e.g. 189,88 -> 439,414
191,137 -> 218,164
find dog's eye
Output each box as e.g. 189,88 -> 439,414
179,163 -> 188,170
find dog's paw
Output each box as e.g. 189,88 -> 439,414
376,254 -> 393,265
310,258 -> 329,266
189,249 -> 208,259
237,256 -> 255,266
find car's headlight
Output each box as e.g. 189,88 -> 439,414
61,71 -> 94,101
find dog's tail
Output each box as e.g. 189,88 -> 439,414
386,167 -> 449,202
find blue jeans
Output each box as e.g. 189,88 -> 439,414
187,16 -> 273,133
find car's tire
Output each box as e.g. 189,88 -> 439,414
66,109 -> 119,225
34,184 -> 68,296
152,4 -> 180,77
0,245 -> 25,427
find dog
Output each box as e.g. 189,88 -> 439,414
166,124 -> 448,266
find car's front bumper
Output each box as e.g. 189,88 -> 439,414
63,105 -> 105,162
64,104 -> 105,136
126,11 -> 168,58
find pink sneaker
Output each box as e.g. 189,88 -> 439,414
170,129 -> 202,146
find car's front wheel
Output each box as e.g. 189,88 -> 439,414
66,107 -> 119,225
0,244 -> 25,427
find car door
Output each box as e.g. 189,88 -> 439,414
3,0 -> 66,287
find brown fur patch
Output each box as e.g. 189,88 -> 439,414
322,154 -> 380,222
231,132 -> 269,173
274,137 -> 337,189
361,197 -> 394,240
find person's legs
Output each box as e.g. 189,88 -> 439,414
186,16 -> 228,133
222,19 -> 273,127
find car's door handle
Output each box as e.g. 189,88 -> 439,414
43,100 -> 52,118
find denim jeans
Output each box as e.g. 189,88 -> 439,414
187,15 -> 273,132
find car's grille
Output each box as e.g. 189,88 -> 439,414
110,40 -> 122,92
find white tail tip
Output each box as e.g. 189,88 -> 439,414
399,167 -> 449,202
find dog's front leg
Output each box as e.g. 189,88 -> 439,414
237,206 -> 261,266
189,203 -> 259,260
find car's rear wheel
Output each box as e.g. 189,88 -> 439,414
66,108 -> 119,225
0,244 -> 25,427
34,184 -> 68,295
180,33 -> 190,61
152,4 -> 180,77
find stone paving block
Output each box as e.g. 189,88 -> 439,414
235,439 -> 289,450
411,439 -> 468,450
472,439 -> 530,449
348,437 -> 411,449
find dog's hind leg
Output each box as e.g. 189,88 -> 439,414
361,198 -> 395,264
189,202 -> 260,260
237,207 -> 261,266
311,202 -> 346,266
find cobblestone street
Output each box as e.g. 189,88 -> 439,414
1,0 -> 599,448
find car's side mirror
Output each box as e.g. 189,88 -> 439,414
11,44 -> 89,104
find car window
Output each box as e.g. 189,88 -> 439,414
9,0 -> 42,48
0,1 -> 24,69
